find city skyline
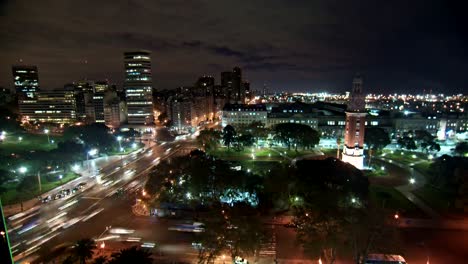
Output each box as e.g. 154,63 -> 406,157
1,0 -> 468,94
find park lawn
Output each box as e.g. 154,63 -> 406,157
369,185 -> 427,218
0,171 -> 80,205
238,160 -> 283,175
0,132 -> 62,155
412,185 -> 454,213
271,147 -> 322,159
208,147 -> 283,160
320,148 -> 338,157
380,150 -> 429,166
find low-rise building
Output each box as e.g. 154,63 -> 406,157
221,104 -> 267,127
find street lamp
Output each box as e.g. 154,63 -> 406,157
409,178 -> 416,185
117,136 -> 123,152
44,129 -> 50,144
18,166 -> 27,174
87,149 -> 98,172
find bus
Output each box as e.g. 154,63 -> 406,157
364,254 -> 407,264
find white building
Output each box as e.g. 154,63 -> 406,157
221,104 -> 267,127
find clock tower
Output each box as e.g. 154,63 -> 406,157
342,75 -> 366,169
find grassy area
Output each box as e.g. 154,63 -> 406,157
0,132 -> 62,155
209,146 -> 321,161
209,147 -> 283,160
0,171 -> 80,205
320,148 -> 338,157
369,185 -> 427,218
413,185 -> 454,212
380,150 -> 429,166
238,160 -> 283,175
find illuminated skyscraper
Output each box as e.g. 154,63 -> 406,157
123,51 -> 154,125
12,65 -> 40,98
342,75 -> 366,170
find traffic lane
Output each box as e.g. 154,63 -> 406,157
401,228 -> 468,264
16,143 -> 187,255
14,141 -> 190,260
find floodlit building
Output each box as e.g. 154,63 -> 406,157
342,75 -> 366,170
221,104 -> 268,127
124,50 -> 154,125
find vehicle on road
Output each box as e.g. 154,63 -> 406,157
41,195 -> 52,203
168,222 -> 205,233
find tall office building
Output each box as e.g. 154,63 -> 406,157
123,50 -> 154,125
12,65 -> 40,99
221,67 -> 245,103
232,66 -> 244,103
342,75 -> 367,170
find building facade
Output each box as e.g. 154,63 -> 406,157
12,65 -> 40,99
124,51 -> 154,125
18,90 -> 77,124
221,104 -> 268,127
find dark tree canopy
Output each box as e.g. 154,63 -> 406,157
364,127 -> 390,151
222,125 -> 236,149
64,123 -> 115,151
274,123 -> 320,151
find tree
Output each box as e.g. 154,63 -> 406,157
274,123 -> 319,151
64,124 -> 114,151
195,205 -> 264,263
73,238 -> 96,264
454,142 -> 468,156
397,137 -> 416,150
197,129 -> 221,151
364,127 -> 390,151
365,127 -> 390,167
237,133 -> 254,147
108,246 -> 152,264
245,121 -> 269,145
222,125 -> 236,150
91,256 -> 108,264
292,159 -> 369,264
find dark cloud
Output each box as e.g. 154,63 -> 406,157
0,0 -> 467,93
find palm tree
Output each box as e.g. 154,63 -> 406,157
108,246 -> 152,264
73,238 -> 97,264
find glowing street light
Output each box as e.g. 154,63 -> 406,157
132,142 -> 137,149
18,166 -> 27,174
394,213 -> 399,219
72,164 -> 80,171
117,136 -> 123,152
409,178 -> 416,184
44,129 -> 50,144
18,136 -> 23,141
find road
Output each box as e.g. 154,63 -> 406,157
7,137 -> 198,263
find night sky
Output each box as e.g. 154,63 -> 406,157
0,0 -> 467,94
